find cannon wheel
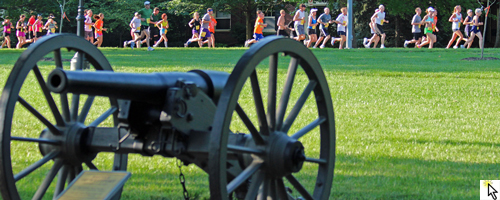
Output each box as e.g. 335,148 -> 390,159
209,36 -> 336,199
0,34 -> 127,199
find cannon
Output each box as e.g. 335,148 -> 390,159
0,34 -> 335,199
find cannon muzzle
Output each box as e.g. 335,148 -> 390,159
47,69 -> 229,104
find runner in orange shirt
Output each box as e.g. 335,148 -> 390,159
203,12 -> 217,47
93,13 -> 107,47
244,10 -> 267,47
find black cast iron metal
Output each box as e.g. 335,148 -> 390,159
0,34 -> 336,200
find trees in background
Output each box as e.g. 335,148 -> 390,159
1,0 -> 498,47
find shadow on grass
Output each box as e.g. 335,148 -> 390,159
333,154 -> 498,199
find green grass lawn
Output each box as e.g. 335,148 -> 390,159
1,46 -> 500,199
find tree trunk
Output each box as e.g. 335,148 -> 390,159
495,7 -> 500,47
395,16 -> 399,47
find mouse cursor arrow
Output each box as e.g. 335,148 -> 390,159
489,183 -> 498,200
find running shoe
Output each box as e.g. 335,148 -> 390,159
404,40 -> 408,48
460,45 -> 465,48
123,41 -> 127,48
147,47 -> 154,51
313,46 -> 316,49
130,42 -> 135,49
331,38 -> 335,46
363,38 -> 368,46
184,42 -> 188,47
364,43 -> 370,48
244,41 -> 249,47
453,46 -> 458,49
320,45 -> 325,49
380,45 -> 385,49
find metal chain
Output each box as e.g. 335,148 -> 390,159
177,159 -> 190,200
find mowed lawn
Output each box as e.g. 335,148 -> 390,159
0,46 -> 499,199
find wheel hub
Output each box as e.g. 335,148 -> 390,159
264,132 -> 306,177
39,123 -> 96,166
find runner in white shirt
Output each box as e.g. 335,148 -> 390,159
84,10 -> 94,43
445,5 -> 466,49
371,5 -> 389,48
330,7 -> 348,49
293,4 -> 307,42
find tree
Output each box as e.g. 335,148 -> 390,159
495,7 -> 500,47
56,0 -> 72,33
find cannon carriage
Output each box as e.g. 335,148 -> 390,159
0,20 -> 335,199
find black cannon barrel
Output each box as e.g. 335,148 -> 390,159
47,69 -> 229,104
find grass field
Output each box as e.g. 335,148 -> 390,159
1,46 -> 500,199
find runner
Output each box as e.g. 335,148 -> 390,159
208,12 -> 217,47
184,12 -> 202,47
277,10 -> 289,37
462,9 -> 474,48
124,12 -> 144,49
84,9 -> 94,43
153,13 -> 169,48
293,4 -> 307,42
1,17 -> 14,49
188,8 -> 214,48
32,14 -> 44,43
445,5 -> 466,49
417,7 -> 437,49
363,9 -> 381,48
244,10 -> 267,47
314,7 -> 332,49
331,7 -> 348,49
149,7 -> 161,46
371,5 -> 389,48
363,21 -> 380,48
16,14 -> 27,49
92,13 -> 107,47
306,8 -> 318,48
138,1 -> 154,51
404,7 -> 423,48
26,15 -> 36,44
463,8 -> 484,49
44,14 -> 58,35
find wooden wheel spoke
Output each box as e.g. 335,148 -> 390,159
291,117 -> 326,140
78,95 -> 95,123
54,49 -> 71,122
276,178 -> 289,200
267,53 -> 278,131
85,161 -> 98,170
305,157 -> 327,164
227,144 -> 264,155
14,151 -> 61,182
33,158 -> 64,199
250,70 -> 270,136
235,104 -> 265,145
285,175 -> 314,200
18,96 -> 60,134
11,137 -> 61,145
53,165 -> 70,198
227,161 -> 263,194
258,175 -> 270,200
70,94 -> 80,122
244,170 -> 265,200
89,106 -> 117,127
276,57 -> 300,131
282,80 -> 317,133
33,65 -> 65,126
